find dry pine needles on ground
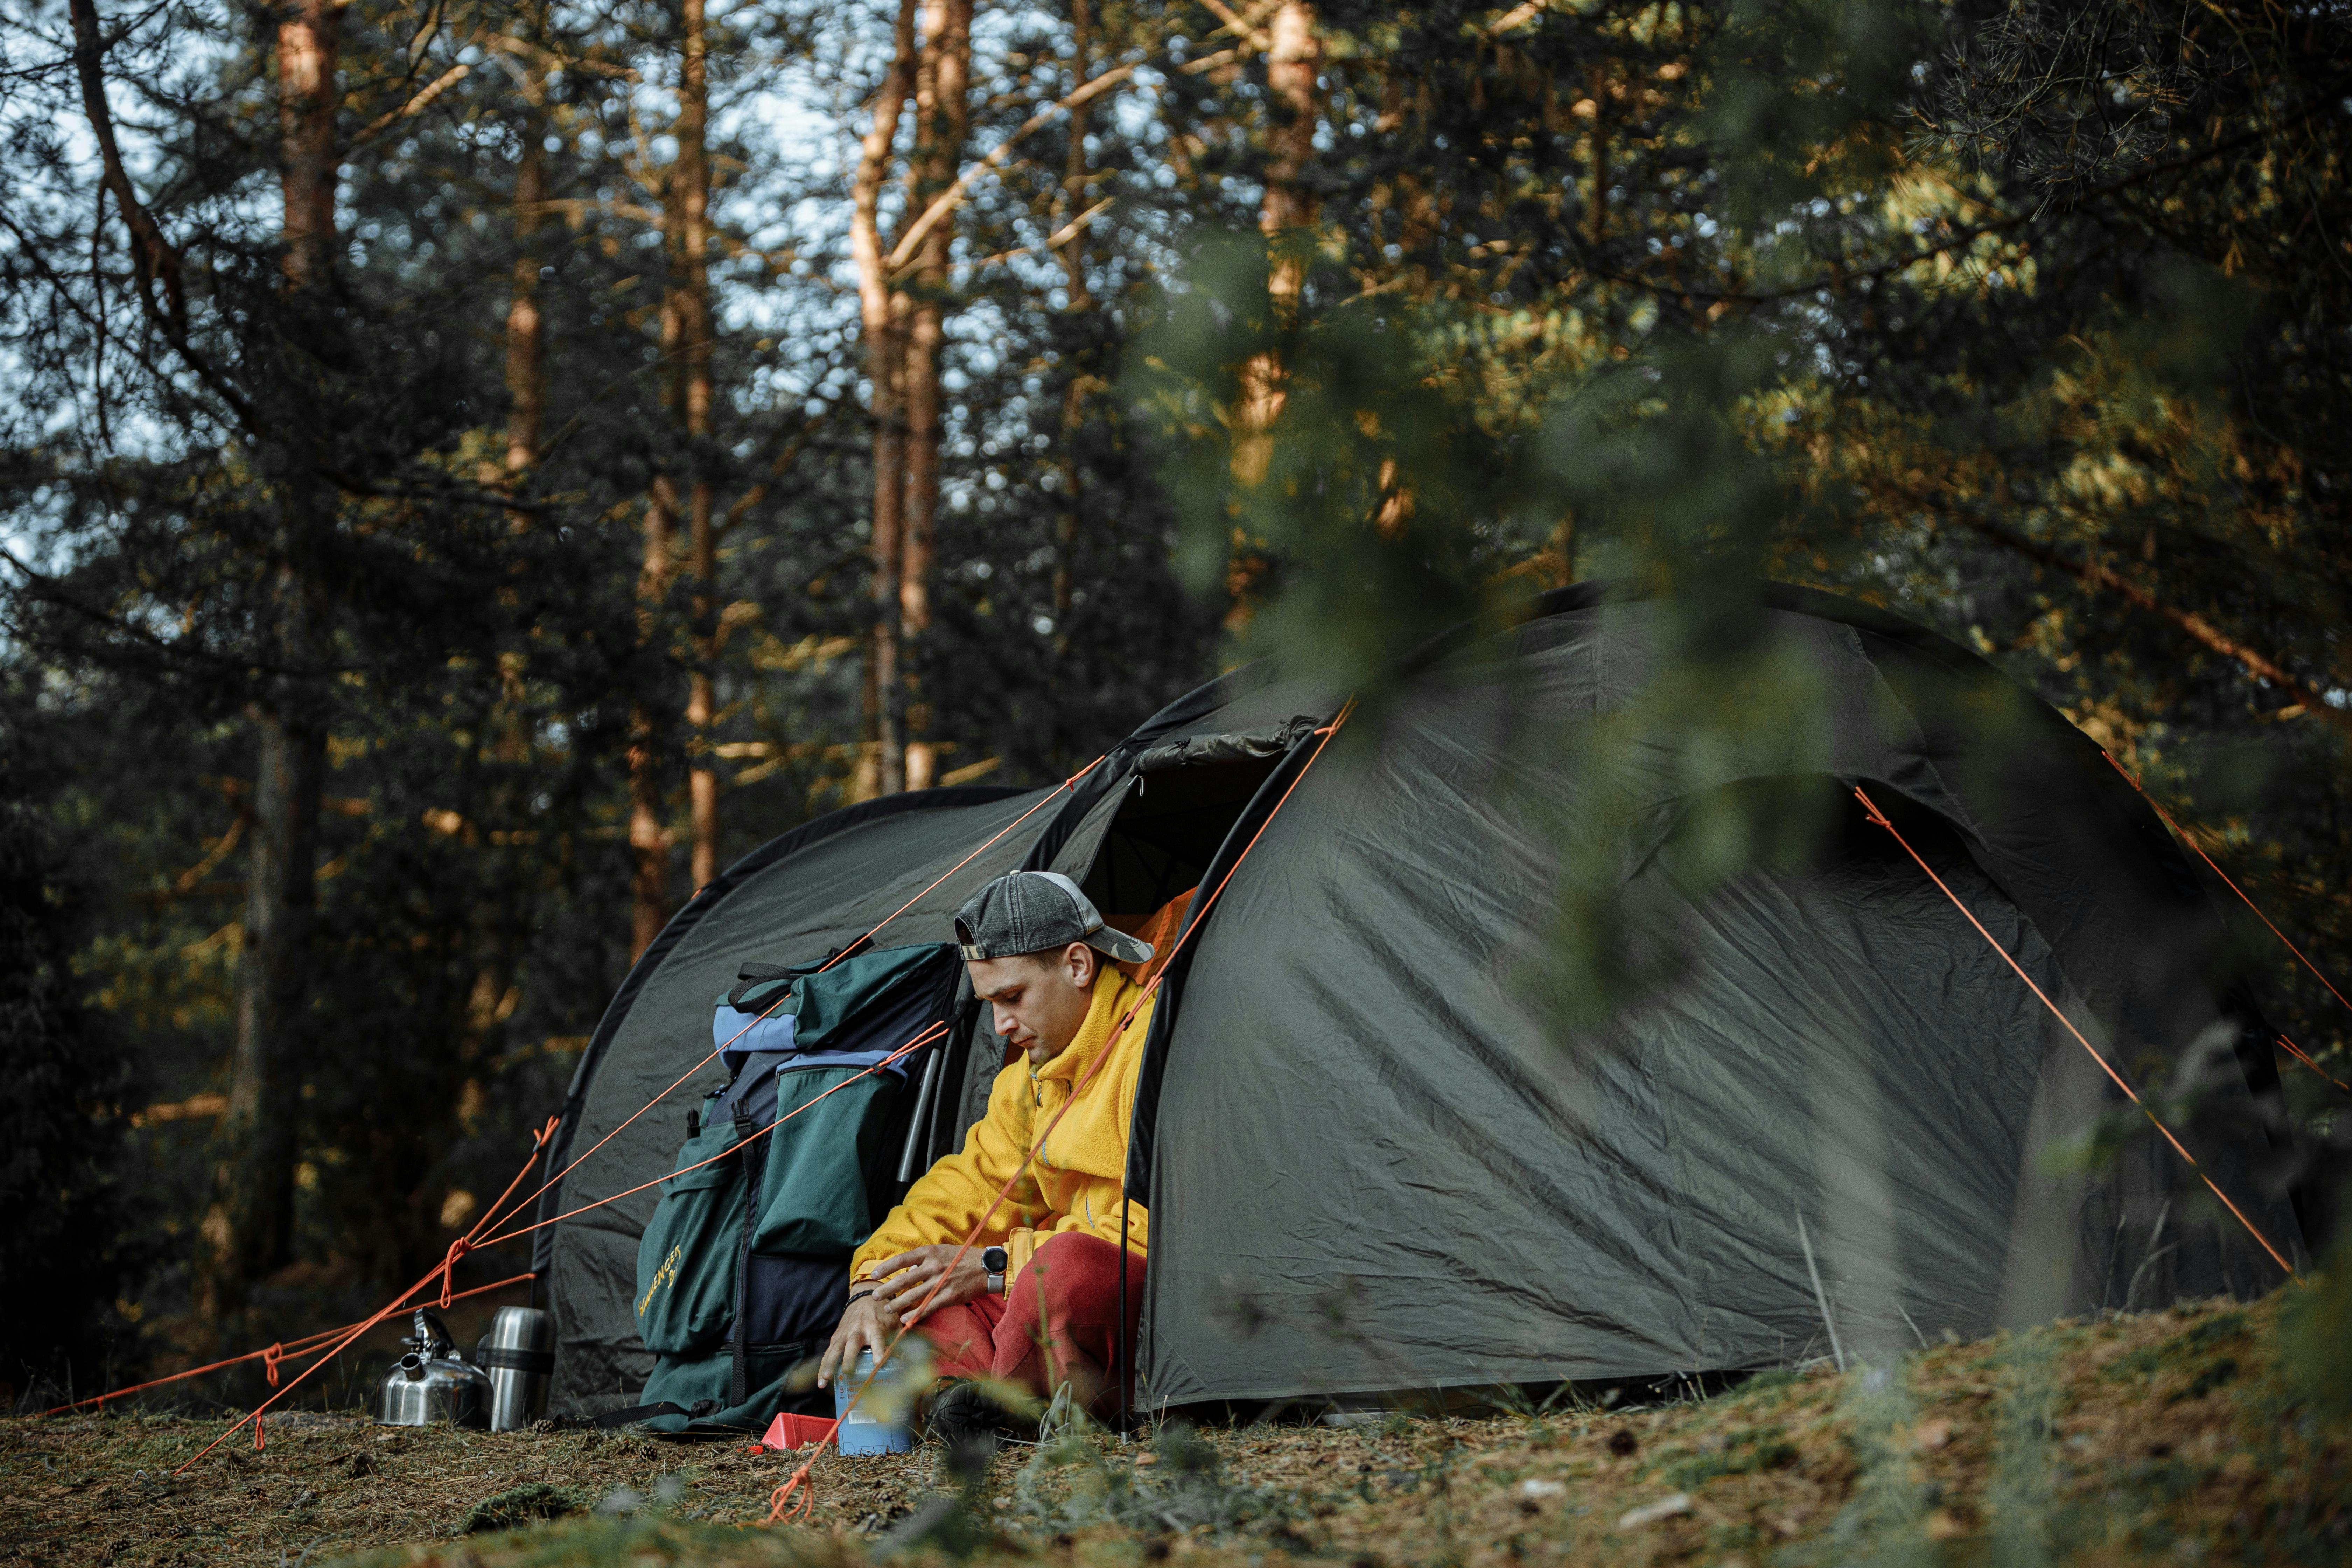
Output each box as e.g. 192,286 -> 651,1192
2,1292 -> 2344,1568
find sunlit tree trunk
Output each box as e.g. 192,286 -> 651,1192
1226,0 -> 1319,633
898,0 -> 973,792
1048,0 -> 1095,655
276,0 -> 338,289
199,0 -> 340,1322
628,472 -> 672,960
677,0 -> 720,883
630,172 -> 686,957
851,0 -> 920,800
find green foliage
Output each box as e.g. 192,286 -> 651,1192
1659,1426 -> 1797,1488
1817,1360 -> 1932,1568
1010,1420 -> 1299,1538
2281,1234 -> 2352,1424
1989,1331 -> 2061,1568
464,1481 -> 586,1534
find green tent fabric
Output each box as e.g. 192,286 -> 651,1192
536,584 -> 2307,1416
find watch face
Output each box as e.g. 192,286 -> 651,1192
982,1245 -> 1008,1273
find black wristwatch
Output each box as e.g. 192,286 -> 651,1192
982,1245 -> 1008,1296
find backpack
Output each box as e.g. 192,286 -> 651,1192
621,941 -> 962,1435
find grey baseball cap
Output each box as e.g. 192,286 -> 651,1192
954,870 -> 1155,966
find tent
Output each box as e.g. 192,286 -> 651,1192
533,583 -> 2306,1415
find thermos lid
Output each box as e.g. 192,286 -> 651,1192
483,1304 -> 555,1353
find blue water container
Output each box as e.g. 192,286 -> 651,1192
834,1347 -> 915,1455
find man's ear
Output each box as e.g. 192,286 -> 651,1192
1063,941 -> 1098,988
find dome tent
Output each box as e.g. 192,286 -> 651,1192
533,583 -> 2305,1416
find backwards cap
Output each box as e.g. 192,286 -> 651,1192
953,870 -> 1154,966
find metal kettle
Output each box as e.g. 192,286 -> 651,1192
378,1308 -> 491,1428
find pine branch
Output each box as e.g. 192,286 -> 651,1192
1949,511 -> 2352,737
67,0 -> 257,428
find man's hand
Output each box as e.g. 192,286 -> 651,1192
817,1292 -> 899,1390
874,1244 -> 989,1326
817,1245 -> 990,1388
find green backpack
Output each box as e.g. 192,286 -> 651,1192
621,941 -> 962,1434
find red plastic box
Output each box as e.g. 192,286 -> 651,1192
761,1412 -> 839,1451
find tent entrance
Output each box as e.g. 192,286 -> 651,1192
1079,754 -> 1285,922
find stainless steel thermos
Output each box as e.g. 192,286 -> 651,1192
475,1306 -> 555,1431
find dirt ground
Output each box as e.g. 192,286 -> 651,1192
3,1292 -> 2344,1568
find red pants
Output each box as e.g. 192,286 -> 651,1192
915,1232 -> 1144,1415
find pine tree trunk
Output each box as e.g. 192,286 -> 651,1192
632,287 -> 678,953
1227,0 -> 1319,631
628,477 -> 672,958
275,0 -> 338,288
851,0 -> 920,800
1049,0 -> 1096,656
898,0 -> 973,793
201,703 -> 324,1321
198,0 -> 340,1326
677,0 -> 720,883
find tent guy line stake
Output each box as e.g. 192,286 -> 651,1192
1853,785 -> 2299,1282
768,701 -> 1357,1524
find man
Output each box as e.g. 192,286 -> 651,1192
816,869 -> 1158,1435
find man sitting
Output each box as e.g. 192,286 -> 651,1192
816,869 -> 1159,1437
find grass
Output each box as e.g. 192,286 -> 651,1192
2,1291 -> 2345,1567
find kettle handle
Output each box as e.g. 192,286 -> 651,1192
411,1308 -> 459,1359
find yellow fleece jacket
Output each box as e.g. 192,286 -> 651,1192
852,969 -> 1154,1284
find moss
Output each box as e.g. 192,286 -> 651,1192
463,1481 -> 585,1534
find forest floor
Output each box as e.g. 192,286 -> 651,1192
2,1292 -> 2345,1568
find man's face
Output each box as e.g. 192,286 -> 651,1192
967,943 -> 1098,1064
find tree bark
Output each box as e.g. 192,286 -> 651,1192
632,236 -> 680,953
628,476 -> 672,958
1049,0 -> 1095,654
899,0 -> 973,793
199,704 -> 324,1321
199,0 -> 341,1322
1227,0 -> 1319,630
276,0 -> 339,287
1055,0 -> 1095,316
677,0 -> 720,883
851,0 -> 920,800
